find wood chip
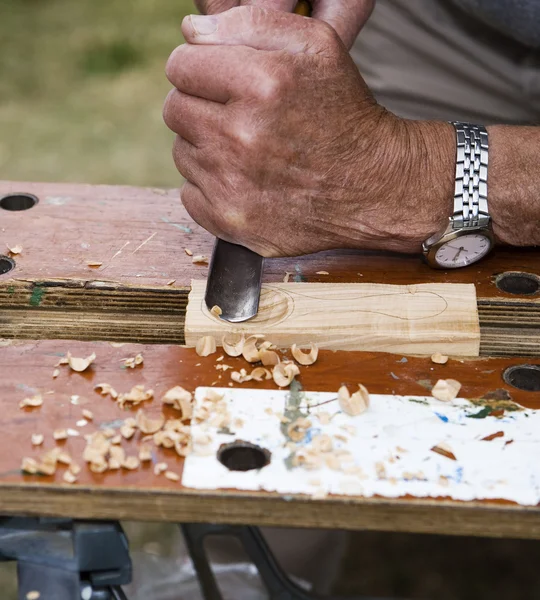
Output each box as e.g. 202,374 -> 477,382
291,343 -> 319,366
316,271 -> 329,275
63,471 -> 77,484
287,417 -> 312,442
89,459 -> 108,473
162,386 -> 193,418
136,409 -> 165,434
250,367 -> 271,382
317,412 -> 331,425
195,335 -> 217,357
283,272 -> 292,283
120,424 -> 136,439
69,463 -> 81,475
122,353 -> 144,368
31,433 -> 44,446
242,335 -> 264,363
53,429 -> 68,441
210,305 -> 222,317
82,409 -> 93,420
260,349 -> 280,366
62,351 -> 96,372
26,592 -> 40,600
154,462 -> 168,475
431,352 -> 449,365
338,384 -> 370,416
57,451 -> 72,465
231,369 -> 252,383
19,394 -> 43,409
192,255 -> 208,264
272,362 -> 300,387
184,248 -> 193,256
76,419 -> 88,427
122,456 -> 140,470
431,379 -> 461,402
118,385 -> 153,408
204,389 -> 224,403
52,368 -> 60,379
431,442 -> 457,460
139,444 -> 153,462
166,279 -> 176,285
94,383 -> 118,399
7,244 -> 22,255
21,457 -> 38,474
86,261 -> 103,267
165,470 -> 180,481
222,333 -> 245,357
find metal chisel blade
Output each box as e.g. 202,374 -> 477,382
205,238 -> 264,323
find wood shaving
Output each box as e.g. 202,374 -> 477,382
210,305 -> 222,317
431,352 -> 449,365
154,462 -> 168,475
69,463 -> 81,475
136,409 -> 165,434
122,456 -> 140,470
222,333 -> 245,357
242,336 -> 263,363
165,471 -> 180,481
90,459 -> 108,473
26,592 -> 40,600
52,369 -> 59,379
317,412 -> 331,425
192,255 -> 208,264
291,343 -> 319,366
375,461 -> 387,479
311,434 -> 333,453
338,384 -> 370,416
325,454 -> 342,471
111,435 -> 122,444
184,248 -> 193,256
174,435 -> 192,457
7,244 -> 22,255
122,353 -> 144,368
76,419 -> 88,427
231,369 -> 252,383
162,386 -> 193,418
21,457 -> 38,474
293,450 -> 322,470
139,444 -> 153,462
60,351 -> 96,373
260,349 -> 280,366
63,471 -> 77,484
57,451 -> 72,465
82,409 -> 93,420
203,389 -> 224,403
120,424 -> 136,439
83,432 -> 110,464
19,394 -> 43,409
31,434 -> 44,446
431,442 -> 457,460
316,271 -> 329,275
67,429 -> 80,437
287,417 -> 312,442
166,279 -> 176,285
272,362 -> 300,387
431,379 -> 461,402
86,261 -> 103,267
283,272 -> 292,283
53,429 -> 68,441
250,367 -> 271,382
195,335 -> 217,357
118,385 -> 153,408
124,417 -> 137,428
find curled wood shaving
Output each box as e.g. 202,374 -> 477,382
21,457 -> 38,474
272,363 -> 300,387
139,444 -> 153,462
122,456 -> 140,470
31,434 -> 44,446
431,379 -> 461,402
165,471 -> 180,481
195,336 -> 217,357
7,244 -> 22,255
231,369 -> 252,383
60,351 -> 96,373
287,417 -> 312,442
154,462 -> 168,475
122,353 -> 144,368
52,369 -> 60,379
210,305 -> 222,317
19,394 -> 43,409
136,409 -> 165,434
291,343 -> 319,366
162,386 -> 193,419
53,429 -> 68,441
260,349 -> 280,367
174,436 -> 192,457
222,333 -> 245,357
192,255 -> 208,264
120,424 -> 136,439
242,336 -> 263,363
250,367 -> 271,382
94,383 -> 118,399
63,471 -> 77,484
431,352 -> 449,365
86,261 -> 103,267
338,384 -> 370,416
118,385 -> 154,408
82,409 -> 93,420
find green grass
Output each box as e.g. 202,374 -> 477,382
0,0 -> 196,186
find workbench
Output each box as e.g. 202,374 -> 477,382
1,181 -> 540,598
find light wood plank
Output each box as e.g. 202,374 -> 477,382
185,280 -> 480,356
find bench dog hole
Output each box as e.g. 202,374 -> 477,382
496,272 -> 540,296
0,256 -> 15,275
217,440 -> 271,472
503,365 -> 540,392
0,193 -> 38,211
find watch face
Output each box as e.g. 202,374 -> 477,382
434,234 -> 492,268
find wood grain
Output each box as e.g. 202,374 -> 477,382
0,180 -> 539,355
185,280 -> 480,356
1,339 -> 540,538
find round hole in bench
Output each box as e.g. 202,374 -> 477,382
217,440 -> 271,472
503,365 -> 540,392
0,193 -> 38,211
0,256 -> 15,275
496,272 -> 540,296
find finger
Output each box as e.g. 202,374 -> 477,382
242,0 -> 296,11
180,181 -> 227,241
311,0 -> 374,48
172,135 -> 202,184
166,43 -> 262,103
181,5 -> 339,55
163,88 -> 224,146
194,0 -> 238,14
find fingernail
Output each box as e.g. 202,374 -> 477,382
189,14 -> 218,35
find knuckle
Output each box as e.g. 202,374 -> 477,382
315,20 -> 341,50
165,44 -> 187,84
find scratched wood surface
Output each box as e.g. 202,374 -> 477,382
0,339 -> 539,539
0,181 -> 539,356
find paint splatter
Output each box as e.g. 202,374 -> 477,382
397,357 -> 408,363
45,196 -> 72,206
29,286 -> 44,307
160,216 -> 192,234
434,412 -> 449,423
390,372 -> 400,380
294,264 -> 306,283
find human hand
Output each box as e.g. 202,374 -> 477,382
193,0 -> 375,48
164,6 -> 454,257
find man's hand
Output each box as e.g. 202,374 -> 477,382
194,0 -> 375,49
164,6 -> 455,257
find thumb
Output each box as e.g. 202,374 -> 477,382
242,0 -> 296,10
182,5 -> 338,54
311,0 -> 375,48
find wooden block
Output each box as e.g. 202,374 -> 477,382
185,280 -> 480,356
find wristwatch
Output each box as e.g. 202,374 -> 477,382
423,122 -> 494,269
